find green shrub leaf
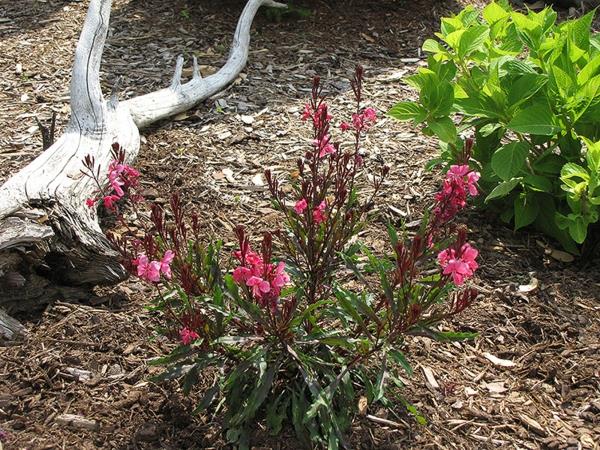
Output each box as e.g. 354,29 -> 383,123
485,178 -> 521,202
491,142 -> 529,180
507,103 -> 560,135
514,194 -> 540,230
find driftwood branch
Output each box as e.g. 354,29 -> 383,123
0,0 -> 285,339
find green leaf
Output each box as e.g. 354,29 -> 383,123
561,162 -> 590,182
577,54 -> 600,86
507,73 -> 548,107
507,103 -> 561,136
422,38 -> 445,54
458,25 -> 490,59
569,215 -> 588,243
514,194 -> 540,230
524,174 -> 553,192
428,117 -> 457,143
485,178 -> 521,202
193,384 -> 220,413
491,142 -> 529,180
387,101 -> 426,123
483,1 -> 509,25
388,349 -> 413,376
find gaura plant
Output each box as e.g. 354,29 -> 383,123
389,1 -> 600,252
84,68 -> 482,449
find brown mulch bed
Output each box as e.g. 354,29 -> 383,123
1,0 -> 599,449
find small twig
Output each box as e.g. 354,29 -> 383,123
366,414 -> 403,428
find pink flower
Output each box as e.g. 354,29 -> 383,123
232,266 -> 252,284
86,198 -> 96,208
352,113 -> 364,131
313,200 -> 327,224
294,198 -> 308,214
314,135 -> 336,158
301,103 -> 312,121
136,255 -> 161,283
247,276 -> 271,298
466,171 -> 480,196
102,194 -> 121,211
180,327 -> 200,345
340,122 -> 351,132
363,107 -> 377,122
272,262 -> 290,290
160,250 -> 175,279
438,243 -> 479,285
433,164 -> 480,222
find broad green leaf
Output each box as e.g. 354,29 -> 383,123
428,117 -> 457,143
533,153 -> 565,174
561,162 -> 590,182
507,103 -> 561,135
485,178 -> 521,202
569,215 -> 588,243
422,38 -> 445,54
567,10 -> 594,56
387,101 -> 426,123
491,142 -> 529,180
458,25 -> 490,59
582,137 -> 600,172
524,174 -> 553,192
514,194 -> 540,230
482,1 -> 509,25
507,74 -> 548,107
577,54 -> 600,86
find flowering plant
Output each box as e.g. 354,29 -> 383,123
88,68 -> 481,449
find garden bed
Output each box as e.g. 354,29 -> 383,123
0,0 -> 599,448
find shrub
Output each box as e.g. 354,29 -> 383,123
84,68 -> 481,449
389,1 -> 600,252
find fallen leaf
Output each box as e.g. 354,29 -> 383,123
251,173 -> 264,186
217,130 -> 232,140
240,114 -> 254,125
484,381 -> 507,394
358,396 -> 368,415
222,168 -> 236,184
518,413 -> 546,436
518,277 -> 539,293
483,352 -> 516,367
550,249 -> 574,263
421,366 -> 440,389
465,387 -> 478,396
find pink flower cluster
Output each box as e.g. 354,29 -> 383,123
434,164 -> 480,222
294,198 -> 327,224
180,327 -> 200,345
132,250 -> 174,283
314,135 -> 336,158
438,243 -> 479,285
302,102 -> 331,128
340,107 -> 377,132
86,159 -> 140,211
232,247 -> 290,308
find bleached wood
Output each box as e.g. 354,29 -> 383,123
0,0 -> 285,335
124,0 -> 286,128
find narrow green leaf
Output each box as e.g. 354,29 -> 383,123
194,384 -> 220,414
388,349 -> 413,376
